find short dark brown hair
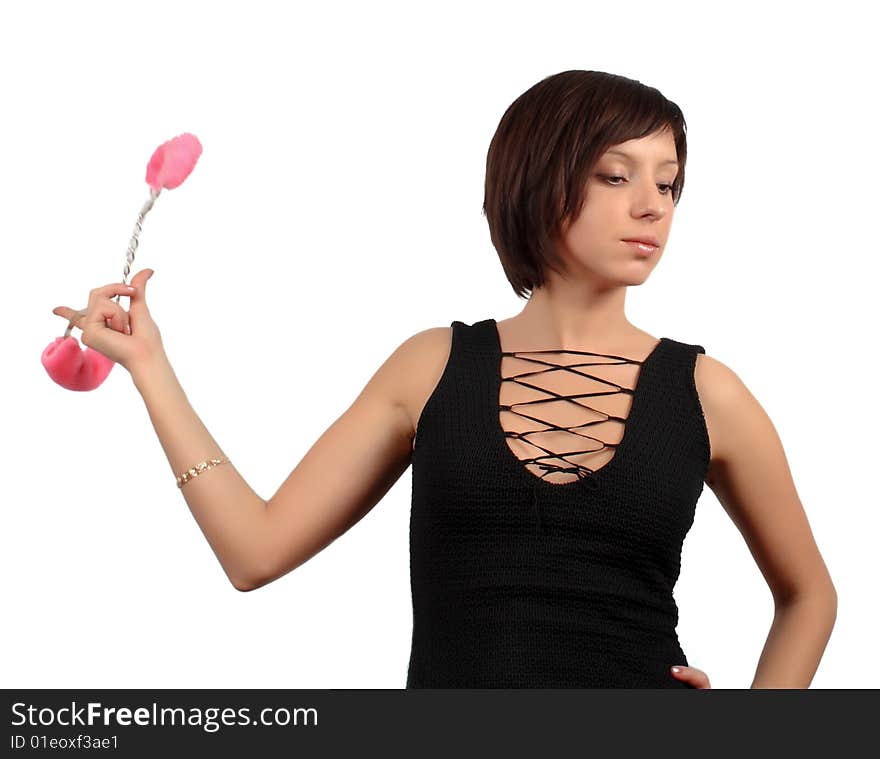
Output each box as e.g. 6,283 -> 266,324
482,70 -> 688,299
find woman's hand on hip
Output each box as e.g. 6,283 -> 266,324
670,664 -> 711,688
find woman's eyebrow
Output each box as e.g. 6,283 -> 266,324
604,148 -> 679,166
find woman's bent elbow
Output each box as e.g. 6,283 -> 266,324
233,566 -> 275,592
232,572 -> 267,592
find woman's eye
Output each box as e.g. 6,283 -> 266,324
602,175 -> 674,195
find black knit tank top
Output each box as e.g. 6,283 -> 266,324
407,318 -> 710,688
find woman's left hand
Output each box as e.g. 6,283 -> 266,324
670,665 -> 711,688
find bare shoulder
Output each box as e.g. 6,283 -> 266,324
693,349 -> 836,606
376,326 -> 453,450
693,351 -> 769,484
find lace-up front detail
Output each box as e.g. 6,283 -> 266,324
497,339 -> 663,486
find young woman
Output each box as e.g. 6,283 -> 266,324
53,70 -> 837,689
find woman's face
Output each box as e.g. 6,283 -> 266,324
554,129 -> 679,288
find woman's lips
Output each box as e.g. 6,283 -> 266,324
622,240 -> 659,255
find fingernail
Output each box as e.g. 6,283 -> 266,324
671,667 -> 681,673
126,325 -> 131,334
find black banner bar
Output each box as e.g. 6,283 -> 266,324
3,689 -> 876,755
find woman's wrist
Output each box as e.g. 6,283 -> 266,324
130,350 -> 173,393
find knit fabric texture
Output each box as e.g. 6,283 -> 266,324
407,318 -> 710,688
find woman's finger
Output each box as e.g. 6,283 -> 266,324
85,299 -> 131,335
52,307 -> 90,334
670,665 -> 711,689
54,281 -> 135,331
52,306 -> 82,322
88,282 -> 137,304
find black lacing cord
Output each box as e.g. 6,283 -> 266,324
500,348 -> 644,482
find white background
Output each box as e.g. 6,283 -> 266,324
2,0 -> 875,689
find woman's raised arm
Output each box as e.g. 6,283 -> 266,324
133,327 -> 447,592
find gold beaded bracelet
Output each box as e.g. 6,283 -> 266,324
176,457 -> 230,489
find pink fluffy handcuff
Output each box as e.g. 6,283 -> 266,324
41,133 -> 203,391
